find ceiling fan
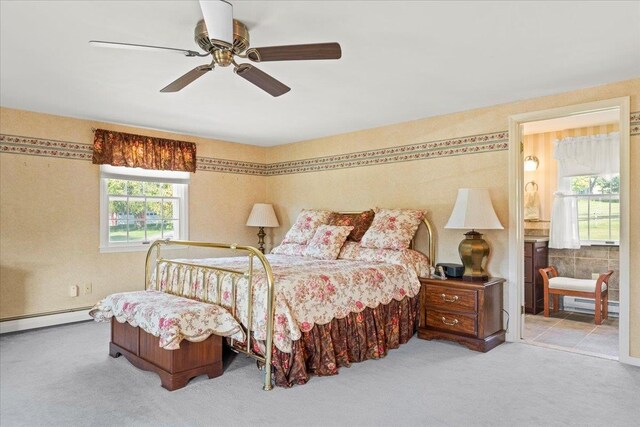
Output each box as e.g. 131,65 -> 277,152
89,0 -> 342,97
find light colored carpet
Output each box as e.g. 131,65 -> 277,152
1,321 -> 639,427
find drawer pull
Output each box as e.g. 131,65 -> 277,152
440,293 -> 459,303
441,317 -> 459,326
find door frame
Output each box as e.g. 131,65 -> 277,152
507,97 -> 636,365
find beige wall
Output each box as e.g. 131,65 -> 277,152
265,78 -> 639,356
524,123 -> 619,220
1,78 -> 638,358
0,108 -> 267,319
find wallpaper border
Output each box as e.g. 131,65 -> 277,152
631,111 -> 640,135
0,134 -> 93,161
1,110 -> 638,176
267,132 -> 508,175
0,134 -> 269,176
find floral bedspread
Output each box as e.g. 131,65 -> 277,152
89,290 -> 245,350
150,253 -> 429,353
337,242 -> 432,277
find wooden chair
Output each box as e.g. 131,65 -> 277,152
538,266 -> 613,325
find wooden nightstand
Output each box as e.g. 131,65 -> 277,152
417,276 -> 506,352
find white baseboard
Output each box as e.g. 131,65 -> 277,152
620,353 -> 640,367
0,309 -> 92,334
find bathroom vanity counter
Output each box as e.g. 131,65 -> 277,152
524,236 -> 549,243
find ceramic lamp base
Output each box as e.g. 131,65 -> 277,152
458,230 -> 490,281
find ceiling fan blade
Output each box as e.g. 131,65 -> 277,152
160,65 -> 213,93
234,64 -> 290,97
246,42 -> 341,62
89,40 -> 208,57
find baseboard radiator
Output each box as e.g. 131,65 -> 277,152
0,308 -> 92,334
563,296 -> 619,317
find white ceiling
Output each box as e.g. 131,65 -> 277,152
1,1 -> 639,146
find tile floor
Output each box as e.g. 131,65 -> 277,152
523,311 -> 619,359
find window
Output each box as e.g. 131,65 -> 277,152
100,165 -> 189,252
570,174 -> 619,244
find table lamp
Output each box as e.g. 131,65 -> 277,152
246,203 -> 279,253
445,188 -> 503,281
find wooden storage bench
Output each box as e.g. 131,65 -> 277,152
90,290 -> 245,391
109,319 -> 223,391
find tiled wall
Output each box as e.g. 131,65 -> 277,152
549,246 -> 620,301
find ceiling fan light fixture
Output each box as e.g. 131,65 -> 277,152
199,0 -> 233,49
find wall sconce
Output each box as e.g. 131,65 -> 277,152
524,155 -> 539,171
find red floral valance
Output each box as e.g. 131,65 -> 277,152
92,129 -> 197,173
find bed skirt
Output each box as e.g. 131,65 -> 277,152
271,295 -> 418,387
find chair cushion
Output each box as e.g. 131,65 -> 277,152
548,277 -> 607,292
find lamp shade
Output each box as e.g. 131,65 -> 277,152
199,0 -> 233,48
445,188 -> 503,230
246,203 -> 279,228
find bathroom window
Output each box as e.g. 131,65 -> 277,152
570,174 -> 619,244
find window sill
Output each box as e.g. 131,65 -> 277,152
579,242 -> 619,248
99,244 -> 187,254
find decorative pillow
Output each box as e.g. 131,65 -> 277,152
281,209 -> 332,244
271,243 -> 307,257
303,225 -> 354,260
327,210 -> 375,242
360,208 -> 425,250
337,241 -> 360,260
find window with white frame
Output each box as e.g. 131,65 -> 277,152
570,174 -> 619,244
100,165 -> 189,252
550,131 -> 619,249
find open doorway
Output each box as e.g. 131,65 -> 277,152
520,110 -> 620,359
507,97 -> 632,364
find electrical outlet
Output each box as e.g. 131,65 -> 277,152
69,285 -> 79,297
592,273 -> 600,280
83,283 -> 92,295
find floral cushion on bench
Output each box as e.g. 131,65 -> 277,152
89,290 -> 245,350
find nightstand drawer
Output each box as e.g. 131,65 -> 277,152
425,285 -> 477,312
426,309 -> 477,336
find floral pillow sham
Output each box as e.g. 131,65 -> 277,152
327,210 -> 375,242
303,225 -> 354,260
281,209 -> 332,245
359,208 -> 425,250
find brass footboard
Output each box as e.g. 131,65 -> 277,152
144,240 -> 276,391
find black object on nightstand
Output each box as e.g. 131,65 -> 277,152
417,276 -> 506,352
435,263 -> 464,278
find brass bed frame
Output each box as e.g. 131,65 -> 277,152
144,217 -> 435,391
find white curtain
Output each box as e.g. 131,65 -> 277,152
549,132 -> 619,249
549,192 -> 580,249
554,132 -> 619,178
